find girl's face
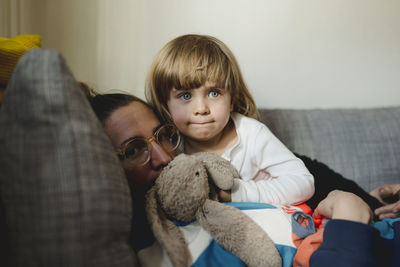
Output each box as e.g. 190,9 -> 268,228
167,81 -> 233,144
104,101 -> 174,192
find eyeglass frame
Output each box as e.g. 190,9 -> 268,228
115,124 -> 181,166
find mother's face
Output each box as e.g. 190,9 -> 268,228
104,101 -> 174,191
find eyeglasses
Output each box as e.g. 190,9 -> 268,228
116,124 -> 181,166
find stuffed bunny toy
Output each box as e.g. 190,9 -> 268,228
145,152 -> 282,267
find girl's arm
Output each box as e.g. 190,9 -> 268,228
230,123 -> 314,205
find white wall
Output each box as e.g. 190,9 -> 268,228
5,0 -> 400,108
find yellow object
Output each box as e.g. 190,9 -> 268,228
0,34 -> 41,102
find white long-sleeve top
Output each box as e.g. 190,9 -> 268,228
221,113 -> 314,205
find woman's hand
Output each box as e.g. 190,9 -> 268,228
370,184 -> 400,219
313,190 -> 372,224
370,184 -> 400,204
374,201 -> 400,219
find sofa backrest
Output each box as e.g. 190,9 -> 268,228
259,107 -> 400,192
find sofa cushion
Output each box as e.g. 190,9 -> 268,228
0,49 -> 136,266
260,108 -> 400,192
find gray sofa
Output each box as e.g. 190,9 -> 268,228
259,108 -> 400,192
1,49 -> 399,266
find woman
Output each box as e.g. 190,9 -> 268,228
87,92 -> 179,251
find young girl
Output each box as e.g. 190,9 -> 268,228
146,34 -> 314,205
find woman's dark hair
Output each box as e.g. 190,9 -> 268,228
80,82 -> 155,124
89,93 -> 147,123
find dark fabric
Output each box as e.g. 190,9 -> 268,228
0,49 -> 137,266
310,219 -> 384,267
259,108 -> 400,192
299,154 -> 383,212
0,199 -> 9,266
390,221 -> 400,267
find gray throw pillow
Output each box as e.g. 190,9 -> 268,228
0,49 -> 137,266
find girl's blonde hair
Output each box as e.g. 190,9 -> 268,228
145,34 -> 258,124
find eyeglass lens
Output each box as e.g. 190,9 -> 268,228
122,125 -> 180,165
123,139 -> 149,165
157,126 -> 180,152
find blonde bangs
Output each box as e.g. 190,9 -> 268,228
159,38 -> 231,92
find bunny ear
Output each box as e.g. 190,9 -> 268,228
145,187 -> 192,267
196,200 -> 282,267
193,152 -> 238,190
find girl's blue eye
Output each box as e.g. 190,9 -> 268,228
180,92 -> 191,100
209,90 -> 220,98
